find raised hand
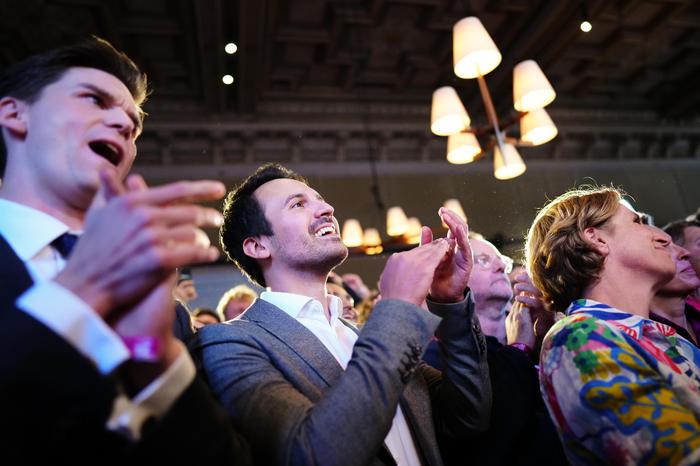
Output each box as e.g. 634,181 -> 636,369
427,207 -> 473,303
512,271 -> 555,340
54,169 -> 224,320
111,274 -> 183,390
505,301 -> 535,348
379,238 -> 451,307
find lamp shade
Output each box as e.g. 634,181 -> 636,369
520,108 -> 558,145
406,217 -> 423,244
386,207 -> 408,237
453,17 -> 502,79
341,219 -> 363,247
363,228 -> 382,247
513,60 -> 556,112
447,132 -> 481,164
443,199 -> 468,224
494,143 -> 526,180
431,86 -> 470,136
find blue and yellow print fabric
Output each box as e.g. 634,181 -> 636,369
540,299 -> 700,466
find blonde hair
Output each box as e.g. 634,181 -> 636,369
216,284 -> 258,319
526,186 -> 623,313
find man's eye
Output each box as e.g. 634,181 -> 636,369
292,201 -> 304,208
86,94 -> 104,106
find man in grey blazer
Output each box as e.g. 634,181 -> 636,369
194,163 -> 491,465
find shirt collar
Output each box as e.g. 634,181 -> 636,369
568,298 -> 646,340
0,199 -> 71,261
260,290 -> 344,324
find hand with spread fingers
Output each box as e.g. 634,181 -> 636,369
424,207 -> 473,303
55,169 -> 224,321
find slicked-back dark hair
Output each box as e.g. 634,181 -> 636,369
0,36 -> 148,176
663,214 -> 700,246
220,163 -> 307,287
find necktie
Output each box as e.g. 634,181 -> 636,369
50,233 -> 79,259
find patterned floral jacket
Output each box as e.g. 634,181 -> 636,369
540,299 -> 700,466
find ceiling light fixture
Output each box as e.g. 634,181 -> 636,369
340,199 -> 467,256
579,1 -> 592,32
431,16 -> 558,180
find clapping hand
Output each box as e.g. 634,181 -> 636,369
423,207 -> 473,303
56,169 -> 223,320
379,238 -> 452,307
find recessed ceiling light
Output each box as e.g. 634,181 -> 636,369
225,43 -> 238,54
222,74 -> 234,85
580,20 -> 592,32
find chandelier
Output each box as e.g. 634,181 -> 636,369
340,199 -> 467,255
431,17 -> 558,180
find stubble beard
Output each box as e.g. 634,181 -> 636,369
273,234 -> 349,276
307,239 -> 349,274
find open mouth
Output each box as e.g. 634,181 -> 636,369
314,225 -> 337,237
89,140 -> 122,167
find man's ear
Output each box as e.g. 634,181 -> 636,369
0,97 -> 28,137
242,236 -> 271,260
582,226 -> 609,256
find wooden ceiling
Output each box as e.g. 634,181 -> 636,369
2,0 -> 700,177
238,0 -> 700,118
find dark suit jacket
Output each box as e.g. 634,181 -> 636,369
193,295 -> 491,466
426,336 -> 567,466
0,234 -> 250,465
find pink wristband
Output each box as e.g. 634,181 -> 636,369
508,342 -> 534,357
122,336 -> 160,362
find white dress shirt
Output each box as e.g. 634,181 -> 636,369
261,290 -> 422,466
0,199 -> 195,440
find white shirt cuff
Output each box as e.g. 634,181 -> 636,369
106,343 -> 196,440
16,281 -> 130,373
132,341 -> 196,415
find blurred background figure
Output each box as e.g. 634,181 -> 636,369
193,307 -> 222,329
173,267 -> 198,308
507,261 -> 527,298
328,271 -> 372,304
326,281 -> 358,322
650,243 -> 700,346
217,284 -> 258,321
664,210 -> 700,313
340,272 -> 371,301
354,290 -> 380,327
467,232 -> 514,343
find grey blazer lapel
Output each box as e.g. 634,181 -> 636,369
244,300 -> 344,387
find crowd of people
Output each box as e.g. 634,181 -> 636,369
2,37 -> 700,466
